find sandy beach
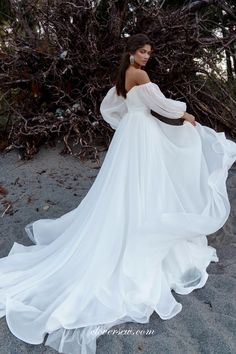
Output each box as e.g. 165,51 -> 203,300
0,142 -> 236,354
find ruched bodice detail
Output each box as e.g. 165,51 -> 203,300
125,86 -> 150,113
126,104 -> 150,114
125,88 -> 151,114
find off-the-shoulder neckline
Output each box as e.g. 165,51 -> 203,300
126,82 -> 153,96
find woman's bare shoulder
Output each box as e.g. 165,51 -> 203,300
125,68 -> 151,91
128,68 -> 150,84
136,69 -> 150,82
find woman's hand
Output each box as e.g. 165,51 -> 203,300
181,112 -> 197,126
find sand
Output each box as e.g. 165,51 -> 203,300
0,142 -> 236,354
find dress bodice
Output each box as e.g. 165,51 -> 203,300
100,82 -> 187,130
125,86 -> 151,114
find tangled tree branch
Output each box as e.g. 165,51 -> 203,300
0,0 -> 235,160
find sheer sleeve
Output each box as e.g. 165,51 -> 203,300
139,82 -> 186,119
100,86 -> 127,130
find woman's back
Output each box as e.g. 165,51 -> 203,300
125,66 -> 150,93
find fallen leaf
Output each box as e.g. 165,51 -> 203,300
0,186 -> 8,196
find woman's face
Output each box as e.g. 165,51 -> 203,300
133,44 -> 152,67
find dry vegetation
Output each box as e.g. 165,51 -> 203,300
0,0 -> 236,159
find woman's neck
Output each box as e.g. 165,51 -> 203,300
130,61 -> 141,69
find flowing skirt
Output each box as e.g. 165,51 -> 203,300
1,110 -> 236,354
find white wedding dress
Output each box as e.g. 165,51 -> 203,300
1,82 -> 236,354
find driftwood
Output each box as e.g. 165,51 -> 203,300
0,0 -> 236,159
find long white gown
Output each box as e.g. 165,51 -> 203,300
1,82 -> 236,354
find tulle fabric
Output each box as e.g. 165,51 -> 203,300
0,82 -> 236,354
100,82 -> 186,129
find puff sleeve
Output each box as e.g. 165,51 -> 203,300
139,82 -> 186,119
100,86 -> 128,130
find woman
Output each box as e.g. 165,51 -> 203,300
114,34 -> 196,126
0,33 -> 236,354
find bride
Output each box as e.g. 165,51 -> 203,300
0,33 -> 236,354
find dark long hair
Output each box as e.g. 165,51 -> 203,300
114,34 -> 155,99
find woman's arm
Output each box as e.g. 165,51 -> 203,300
181,111 -> 196,126
100,86 -> 127,130
136,72 -> 196,126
